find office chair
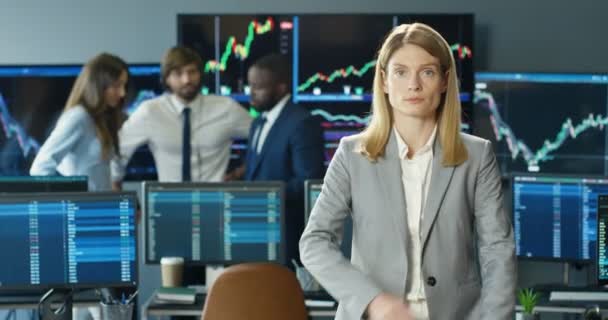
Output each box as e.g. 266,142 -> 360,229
201,263 -> 308,320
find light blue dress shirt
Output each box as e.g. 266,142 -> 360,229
30,105 -> 112,191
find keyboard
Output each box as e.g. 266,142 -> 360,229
303,290 -> 333,300
544,285 -> 608,301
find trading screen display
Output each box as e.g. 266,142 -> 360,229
0,192 -> 136,289
145,182 -> 284,265
474,72 -> 608,176
512,175 -> 608,261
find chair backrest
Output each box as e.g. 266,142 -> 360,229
201,263 -> 308,320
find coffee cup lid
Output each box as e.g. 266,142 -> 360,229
160,257 -> 184,265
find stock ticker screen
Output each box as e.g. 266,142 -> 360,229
512,175 -> 608,262
144,182 -> 284,265
0,192 -> 136,289
474,72 -> 608,176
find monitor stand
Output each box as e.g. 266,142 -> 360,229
205,265 -> 226,289
38,288 -> 73,320
533,261 -> 592,292
184,265 -> 226,293
560,261 -> 590,287
562,262 -> 570,286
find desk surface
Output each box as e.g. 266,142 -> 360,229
522,293 -> 608,315
141,291 -> 337,319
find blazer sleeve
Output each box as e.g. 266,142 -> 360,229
475,140 -> 517,319
299,138 -> 382,319
30,108 -> 86,176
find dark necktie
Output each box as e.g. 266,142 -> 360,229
182,107 -> 191,181
251,116 -> 267,154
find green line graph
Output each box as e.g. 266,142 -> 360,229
204,18 -> 275,73
297,44 -> 472,92
297,60 -> 376,92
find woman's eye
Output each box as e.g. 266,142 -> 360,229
423,69 -> 435,77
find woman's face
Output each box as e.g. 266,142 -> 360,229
382,43 -> 447,121
104,70 -> 128,108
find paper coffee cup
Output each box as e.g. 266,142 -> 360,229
160,257 -> 184,287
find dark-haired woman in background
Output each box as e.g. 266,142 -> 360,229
30,53 -> 129,191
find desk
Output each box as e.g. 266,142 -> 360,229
142,293 -> 608,320
141,293 -> 337,320
516,292 -> 608,317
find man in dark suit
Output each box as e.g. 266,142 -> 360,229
245,53 -> 325,264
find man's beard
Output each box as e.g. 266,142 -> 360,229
254,95 -> 281,112
175,83 -> 201,102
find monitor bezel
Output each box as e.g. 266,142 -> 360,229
0,175 -> 88,193
0,191 -> 138,291
143,181 -> 286,266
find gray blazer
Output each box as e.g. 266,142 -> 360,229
299,131 -> 516,320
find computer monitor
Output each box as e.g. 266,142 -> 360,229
0,192 -> 137,290
304,179 -> 351,258
597,194 -> 608,285
144,182 -> 285,265
512,174 -> 608,262
0,176 -> 88,193
474,72 -> 608,176
304,180 -> 323,220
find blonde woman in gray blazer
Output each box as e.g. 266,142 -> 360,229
300,23 -> 516,320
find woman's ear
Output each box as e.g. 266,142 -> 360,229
441,70 -> 449,93
381,69 -> 388,94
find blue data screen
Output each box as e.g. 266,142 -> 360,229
0,193 -> 136,289
512,176 -> 608,261
146,184 -> 283,264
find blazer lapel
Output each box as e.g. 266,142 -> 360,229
375,133 -> 409,248
249,105 -> 291,177
420,139 -> 455,252
246,116 -> 264,179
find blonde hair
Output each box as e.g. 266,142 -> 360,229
360,22 -> 467,166
65,53 -> 128,159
